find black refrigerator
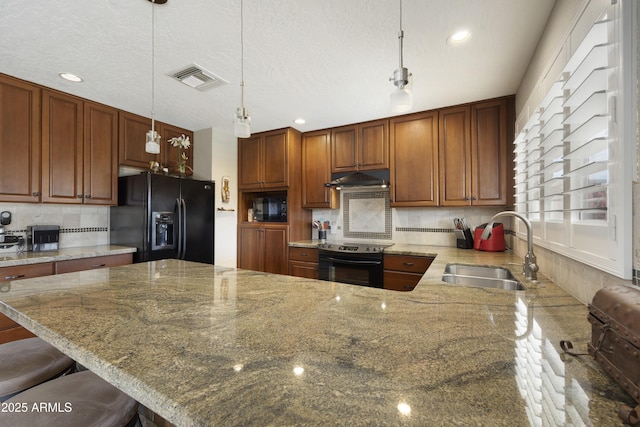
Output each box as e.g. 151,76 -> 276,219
110,172 -> 215,264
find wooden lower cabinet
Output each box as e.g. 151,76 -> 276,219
383,254 -> 434,291
0,254 -> 133,344
55,253 -> 133,274
238,224 -> 289,275
288,247 -> 319,279
0,262 -> 54,344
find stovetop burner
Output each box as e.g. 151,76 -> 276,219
318,242 -> 393,254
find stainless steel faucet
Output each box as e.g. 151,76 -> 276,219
480,211 -> 539,281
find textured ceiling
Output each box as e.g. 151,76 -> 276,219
0,0 -> 555,134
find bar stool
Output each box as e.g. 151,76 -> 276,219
2,370 -> 139,427
0,337 -> 74,401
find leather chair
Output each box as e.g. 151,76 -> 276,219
2,370 -> 139,427
0,337 -> 74,401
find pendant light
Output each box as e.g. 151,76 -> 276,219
389,0 -> 412,113
145,0 -> 165,154
234,0 -> 251,138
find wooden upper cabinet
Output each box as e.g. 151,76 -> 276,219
118,111 -> 158,169
438,97 -> 512,206
42,91 -> 117,205
0,74 -> 41,203
118,111 -> 195,174
390,111 -> 439,207
160,123 -> 194,176
41,90 -> 84,204
238,135 -> 263,188
439,105 -> 472,206
263,131 -> 288,187
331,119 -> 389,172
302,129 -> 338,208
238,128 -> 290,190
83,101 -> 118,205
470,97 -> 512,206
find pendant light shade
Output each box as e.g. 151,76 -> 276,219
145,129 -> 160,154
390,0 -> 412,113
234,106 -> 251,138
234,0 -> 251,138
145,0 -> 163,154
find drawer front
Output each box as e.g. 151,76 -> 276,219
383,271 -> 422,291
289,260 -> 319,279
288,247 -> 319,262
383,255 -> 434,273
55,253 -> 133,274
0,262 -> 55,282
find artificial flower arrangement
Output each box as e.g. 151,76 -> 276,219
167,134 -> 192,174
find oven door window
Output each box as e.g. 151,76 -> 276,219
319,253 -> 383,288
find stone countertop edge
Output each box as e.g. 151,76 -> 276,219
0,245 -> 137,268
0,255 -> 634,425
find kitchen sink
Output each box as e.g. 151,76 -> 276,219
441,263 -> 525,291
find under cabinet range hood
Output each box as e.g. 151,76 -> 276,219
325,171 -> 390,189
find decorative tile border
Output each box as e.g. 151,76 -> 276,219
395,227 -> 514,235
8,227 -> 108,234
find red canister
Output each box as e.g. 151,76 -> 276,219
474,223 -> 506,252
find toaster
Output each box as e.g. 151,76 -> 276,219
27,225 -> 60,252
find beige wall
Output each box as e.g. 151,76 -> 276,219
194,127 -> 238,268
514,0 -> 637,305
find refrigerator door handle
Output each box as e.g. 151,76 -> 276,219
181,198 -> 187,260
176,198 -> 183,259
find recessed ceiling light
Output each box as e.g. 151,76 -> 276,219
447,30 -> 471,46
294,118 -> 306,124
59,72 -> 83,82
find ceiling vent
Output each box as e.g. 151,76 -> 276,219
169,63 -> 228,91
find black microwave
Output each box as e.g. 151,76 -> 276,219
253,197 -> 287,222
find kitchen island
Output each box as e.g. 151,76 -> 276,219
0,246 -> 634,426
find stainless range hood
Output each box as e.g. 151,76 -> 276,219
325,171 -> 389,189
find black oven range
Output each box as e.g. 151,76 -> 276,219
317,242 -> 393,288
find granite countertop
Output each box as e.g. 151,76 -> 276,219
0,245 -> 137,268
0,247 -> 634,426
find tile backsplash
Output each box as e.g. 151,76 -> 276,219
312,188 -> 508,246
0,203 -> 109,254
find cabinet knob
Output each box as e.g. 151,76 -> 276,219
85,195 -> 92,199
77,194 -> 84,199
32,192 -> 40,196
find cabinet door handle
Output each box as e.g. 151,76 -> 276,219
300,253 -> 308,257
32,192 -> 40,196
77,194 -> 84,198
91,264 -> 107,269
85,195 -> 92,199
4,274 -> 25,280
403,262 -> 415,266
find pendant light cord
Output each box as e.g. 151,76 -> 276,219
240,0 -> 245,109
151,0 -> 156,132
398,0 -> 404,69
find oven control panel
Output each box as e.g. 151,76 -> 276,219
318,243 -> 391,253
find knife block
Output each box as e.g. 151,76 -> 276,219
454,229 -> 474,249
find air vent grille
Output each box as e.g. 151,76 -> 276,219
169,63 -> 228,91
